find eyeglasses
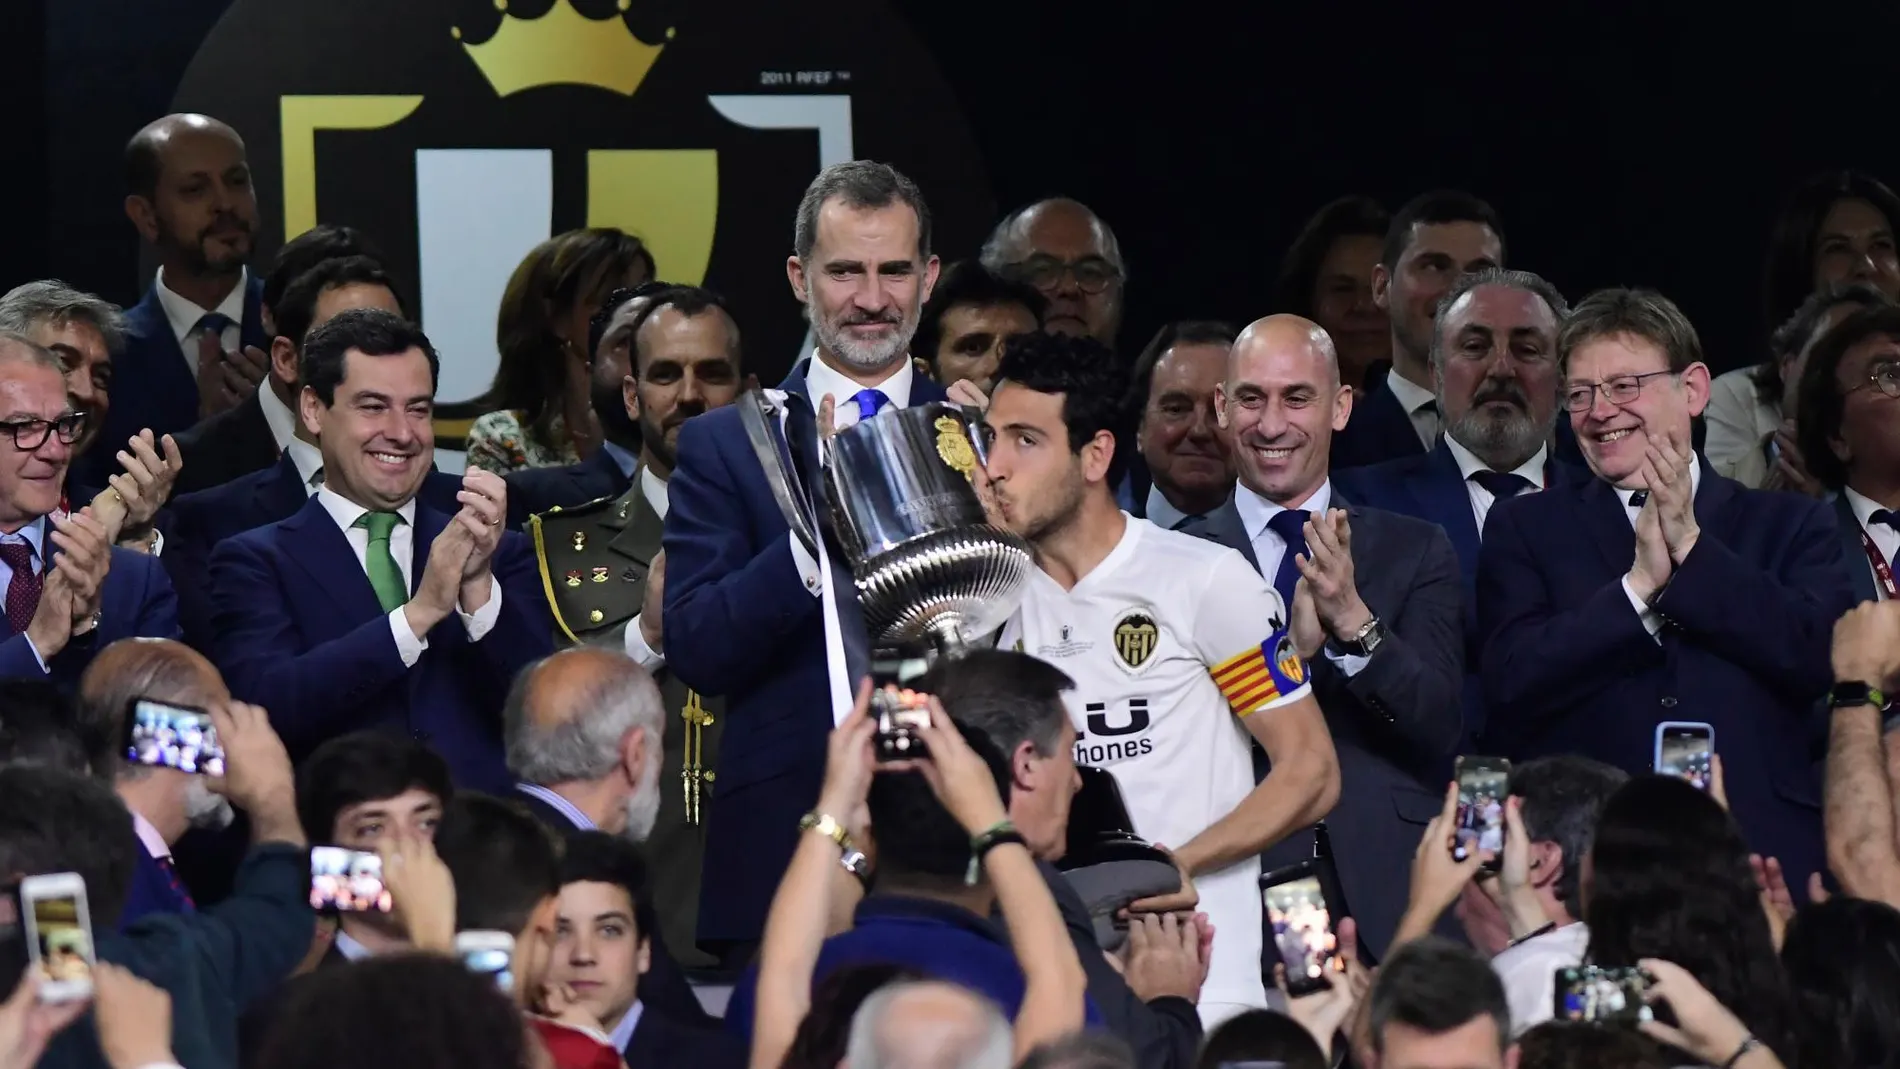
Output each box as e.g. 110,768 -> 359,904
1004,255 -> 1122,295
0,414 -> 85,450
1845,360 -> 1900,399
1562,370 -> 1677,413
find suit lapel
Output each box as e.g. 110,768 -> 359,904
239,277 -> 269,351
1580,477 -> 1639,577
1836,492 -> 1880,603
127,289 -> 197,420
410,503 -> 449,597
1419,446 -> 1483,579
1198,495 -> 1262,573
281,498 -> 386,623
605,474 -> 662,566
257,454 -> 306,519
1369,385 -> 1424,458
1690,456 -> 1738,533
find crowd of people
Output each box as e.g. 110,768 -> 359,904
0,104 -> 1895,1069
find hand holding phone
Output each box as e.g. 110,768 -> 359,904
1453,756 -> 1510,868
124,699 -> 225,776
1555,965 -> 1654,1023
309,846 -> 393,913
1261,862 -> 1340,997
456,931 -> 515,994
871,653 -> 933,762
20,873 -> 97,1003
1654,722 -> 1714,792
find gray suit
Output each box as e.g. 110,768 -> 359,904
1198,486 -> 1464,960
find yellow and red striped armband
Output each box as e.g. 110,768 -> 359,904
1210,633 -> 1308,717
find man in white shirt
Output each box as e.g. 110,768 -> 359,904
206,309 -> 552,792
1793,302 -> 1900,606
663,161 -> 951,959
984,330 -> 1338,1027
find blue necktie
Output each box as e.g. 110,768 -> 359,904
194,312 -> 235,343
1872,509 -> 1899,532
851,388 -> 889,423
1470,470 -> 1533,499
1265,509 -> 1310,609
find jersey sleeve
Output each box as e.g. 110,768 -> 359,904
1193,549 -> 1314,717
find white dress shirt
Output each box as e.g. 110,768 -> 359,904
1144,484 -> 1192,531
256,382 -> 325,490
1845,486 -> 1900,599
1383,370 -> 1441,452
154,267 -> 248,361
1490,921 -> 1590,1037
1444,435 -> 1548,531
622,469 -> 670,671
1618,460 -> 1704,639
515,782 -> 596,831
1231,480 -> 1370,677
607,999 -> 645,1054
313,486 -> 503,665
132,811 -> 171,862
333,929 -> 374,961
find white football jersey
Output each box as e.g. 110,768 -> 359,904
998,516 -> 1312,1014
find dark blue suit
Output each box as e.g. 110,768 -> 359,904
1331,379 -> 1425,471
623,1010 -> 746,1069
1834,492 -> 1884,606
206,495 -> 553,791
0,544 -> 180,685
164,454 -> 463,652
119,848 -> 196,927
505,446 -> 634,526
81,277 -> 268,489
663,364 -> 948,950
1477,461 -> 1856,882
1335,443 -> 1589,754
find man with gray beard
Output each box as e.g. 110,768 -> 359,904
74,637 -> 238,925
1336,267 -> 1589,755
663,160 -> 950,962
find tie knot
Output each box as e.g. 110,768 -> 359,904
850,388 -> 890,422
0,541 -> 33,572
1266,508 -> 1310,542
1873,508 -> 1900,532
1627,490 -> 1650,509
194,312 -> 235,337
1470,470 -> 1533,500
353,511 -> 403,540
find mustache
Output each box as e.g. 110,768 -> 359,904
839,314 -> 898,327
662,402 -> 706,429
1472,384 -> 1529,409
200,214 -> 251,238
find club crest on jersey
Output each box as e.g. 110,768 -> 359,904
1274,635 -> 1306,686
1113,611 -> 1160,671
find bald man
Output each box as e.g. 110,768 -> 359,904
98,113 -> 269,488
980,198 -> 1127,347
843,982 -> 1014,1069
75,638 -> 235,924
1197,314 -> 1463,962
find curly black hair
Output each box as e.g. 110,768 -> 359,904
256,953 -> 529,1069
992,330 -> 1133,486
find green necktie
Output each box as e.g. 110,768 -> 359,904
352,511 -> 408,612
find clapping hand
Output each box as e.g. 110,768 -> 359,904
1644,430 -> 1700,564
106,430 -> 184,540
454,469 -> 507,584
1295,509 -> 1371,639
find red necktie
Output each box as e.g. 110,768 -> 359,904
0,542 -> 40,635
156,854 -> 196,910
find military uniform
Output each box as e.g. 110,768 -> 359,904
528,470 -> 722,970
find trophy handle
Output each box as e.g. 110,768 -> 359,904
738,390 -> 820,558
958,403 -> 994,470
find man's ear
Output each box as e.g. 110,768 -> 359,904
123,195 -> 159,244
1011,739 -> 1039,794
1531,841 -> 1564,893
298,384 -> 325,439
620,725 -> 647,786
271,337 -> 300,390
635,933 -> 652,977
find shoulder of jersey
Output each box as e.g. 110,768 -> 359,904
1136,516 -> 1240,563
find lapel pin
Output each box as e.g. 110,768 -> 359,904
564,570 -> 582,588
571,531 -> 587,551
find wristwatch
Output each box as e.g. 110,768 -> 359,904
1328,616 -> 1386,658
1828,680 -> 1891,713
799,811 -> 871,888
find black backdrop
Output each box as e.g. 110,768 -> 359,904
12,0 -> 1900,383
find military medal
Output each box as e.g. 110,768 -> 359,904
591,566 -> 609,583
571,531 -> 587,551
564,570 -> 582,588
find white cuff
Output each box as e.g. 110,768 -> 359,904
1323,647 -> 1372,678
1620,576 -> 1664,641
391,609 -> 427,667
23,633 -> 49,675
458,576 -> 504,641
623,615 -> 665,672
790,531 -> 823,598
147,527 -> 165,557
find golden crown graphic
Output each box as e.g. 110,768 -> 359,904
454,0 -> 671,98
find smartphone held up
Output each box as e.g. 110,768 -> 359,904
1555,965 -> 1653,1023
20,872 -> 97,1003
1453,756 -> 1510,867
124,697 -> 225,777
1653,722 -> 1714,792
1260,861 -> 1341,997
871,653 -> 933,762
309,846 -> 393,913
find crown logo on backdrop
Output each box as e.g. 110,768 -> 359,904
455,0 -> 672,98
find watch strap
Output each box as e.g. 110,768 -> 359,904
1829,681 -> 1890,712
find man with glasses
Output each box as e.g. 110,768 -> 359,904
0,333 -> 179,683
1478,287 -> 1855,889
1795,303 -> 1900,604
980,198 -> 1127,349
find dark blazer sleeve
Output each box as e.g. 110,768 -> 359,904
662,415 -> 823,695
1041,862 -> 1200,1069
162,504 -> 219,650
637,933 -> 719,1032
472,532 -> 555,681
123,550 -> 182,640
208,537 -> 410,752
1652,499 -> 1855,706
0,634 -> 45,678
1477,500 -> 1665,750
1336,518 -> 1464,757
192,842 -> 319,1009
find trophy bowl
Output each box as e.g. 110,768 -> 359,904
824,402 -> 1034,651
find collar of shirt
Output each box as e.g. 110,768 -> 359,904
1143,484 -> 1191,531
1383,369 -> 1439,420
333,929 -> 374,961
639,465 -> 668,521
1845,486 -> 1897,534
316,484 -> 417,534
515,782 -> 596,831
1234,480 -> 1333,545
0,517 -> 48,571
155,267 -> 249,349
601,440 -> 639,481
1621,458 -> 1703,525
606,999 -> 644,1054
131,810 -> 170,861
801,349 -> 913,429
1445,434 -> 1548,489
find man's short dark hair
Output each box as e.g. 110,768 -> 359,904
1757,281 -> 1894,411
1556,287 -> 1705,377
918,650 -> 1073,761
1796,302 -> 1900,490
1196,1009 -> 1327,1069
993,331 -> 1133,486
866,721 -> 1011,885
274,256 -> 405,351
1018,1032 -> 1137,1069
1516,1020 -> 1670,1069
1128,320 -> 1237,415
1507,756 -> 1628,919
1368,937 -> 1510,1055
627,285 -> 743,375
1383,190 -> 1507,272
0,766 -> 137,928
586,280 -> 676,360
256,953 -> 529,1069
0,682 -> 88,776
300,308 -> 440,406
793,160 -> 931,264
913,261 -> 1047,375
262,225 -> 385,315
559,831 -> 656,944
295,731 -> 453,846
434,795 -> 561,936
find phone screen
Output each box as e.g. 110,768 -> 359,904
26,890 -> 94,997
871,653 -> 933,761
1655,725 -> 1713,791
1262,873 -> 1337,995
1555,966 -> 1653,1023
460,942 -> 514,993
1454,757 -> 1510,864
125,699 -> 225,776
309,846 -> 393,913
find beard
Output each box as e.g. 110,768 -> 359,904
1447,383 -> 1552,469
620,758 -> 663,844
999,468 -> 1087,546
184,777 -> 235,830
590,377 -> 643,453
158,209 -> 252,275
811,298 -> 921,372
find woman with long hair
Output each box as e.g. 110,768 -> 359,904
1782,895 -> 1900,1069
1272,195 -> 1390,393
1584,776 -> 1798,1066
465,228 -> 655,473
